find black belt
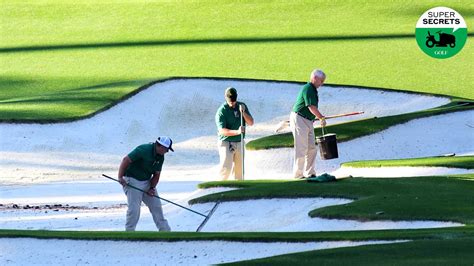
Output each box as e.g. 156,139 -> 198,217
296,111 -> 314,121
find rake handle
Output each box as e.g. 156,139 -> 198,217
240,104 -> 245,180
323,111 -> 364,119
102,174 -> 207,218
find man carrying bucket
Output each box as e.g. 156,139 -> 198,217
290,69 -> 327,179
215,87 -> 254,180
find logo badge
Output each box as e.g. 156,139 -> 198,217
416,7 -> 467,59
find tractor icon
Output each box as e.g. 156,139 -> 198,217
426,31 -> 456,48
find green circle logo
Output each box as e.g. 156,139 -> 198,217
416,7 -> 468,59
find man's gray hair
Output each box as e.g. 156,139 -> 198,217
310,69 -> 326,80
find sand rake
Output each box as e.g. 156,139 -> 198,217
102,174 -> 219,232
275,111 -> 365,133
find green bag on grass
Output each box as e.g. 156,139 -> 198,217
306,173 -> 336,182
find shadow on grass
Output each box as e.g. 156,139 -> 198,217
3,33 -> 473,53
0,79 -> 151,104
0,78 -> 33,88
0,77 -> 154,122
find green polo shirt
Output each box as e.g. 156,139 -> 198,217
215,101 -> 251,142
292,82 -> 319,120
125,143 -> 164,181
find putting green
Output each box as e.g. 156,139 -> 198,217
1,1 -> 473,122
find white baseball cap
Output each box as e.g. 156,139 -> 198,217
156,136 -> 174,152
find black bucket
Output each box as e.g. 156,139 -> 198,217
316,133 -> 338,160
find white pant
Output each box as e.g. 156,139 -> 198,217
218,140 -> 243,180
289,112 -> 317,178
123,176 -> 171,231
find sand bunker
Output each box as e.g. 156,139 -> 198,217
0,186 -> 462,232
1,78 -> 471,264
1,78 -> 463,184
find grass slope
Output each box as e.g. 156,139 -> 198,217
225,238 -> 474,266
1,226 -> 473,243
0,77 -> 156,122
343,155 -> 474,169
194,174 -> 474,224
1,1 -> 473,122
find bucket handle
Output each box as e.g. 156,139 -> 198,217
321,124 -> 326,136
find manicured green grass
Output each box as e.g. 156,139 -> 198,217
194,174 -> 474,224
343,155 -> 474,169
3,1 -> 465,47
226,238 -> 474,266
0,77 -> 155,122
1,226 -> 473,243
1,1 -> 473,122
247,101 -> 473,150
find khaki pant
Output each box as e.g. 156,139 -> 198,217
289,112 -> 317,178
218,140 -> 243,180
123,176 -> 171,231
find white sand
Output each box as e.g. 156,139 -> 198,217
2,186 -> 460,232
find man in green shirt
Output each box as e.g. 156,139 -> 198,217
215,87 -> 254,180
118,136 -> 174,231
290,69 -> 327,179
